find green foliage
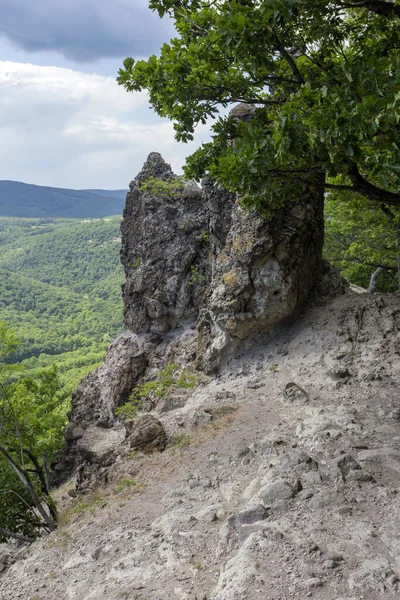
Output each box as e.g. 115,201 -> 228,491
200,230 -> 210,244
116,363 -> 198,419
113,478 -> 137,494
189,264 -> 205,285
119,1 -> 400,213
169,433 -> 192,449
324,191 -> 400,291
0,217 -> 124,387
69,492 -> 106,516
139,177 -> 185,200
0,325 -> 66,542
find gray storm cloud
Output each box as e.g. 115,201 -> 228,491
0,0 -> 173,62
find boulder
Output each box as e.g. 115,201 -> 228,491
258,479 -> 297,507
129,415 -> 167,452
76,425 -> 126,464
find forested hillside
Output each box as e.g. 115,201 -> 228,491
0,181 -> 127,218
0,217 -> 124,390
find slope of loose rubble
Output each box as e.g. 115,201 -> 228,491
2,291 -> 400,600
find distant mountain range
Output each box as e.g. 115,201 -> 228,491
0,180 -> 128,218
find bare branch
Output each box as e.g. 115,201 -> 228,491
0,527 -> 34,544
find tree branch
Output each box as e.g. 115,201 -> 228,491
368,266 -> 385,293
341,1 -> 400,17
348,164 -> 400,207
0,527 -> 34,544
270,31 -> 305,84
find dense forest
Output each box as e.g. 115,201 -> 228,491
0,217 -> 124,391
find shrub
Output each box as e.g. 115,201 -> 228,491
116,363 -> 198,420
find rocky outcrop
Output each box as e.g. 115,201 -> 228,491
53,331 -> 154,482
121,152 -> 208,333
58,149 -> 328,484
197,190 -> 324,372
69,331 -> 153,427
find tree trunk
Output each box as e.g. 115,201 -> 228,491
0,443 -> 56,533
368,266 -> 385,293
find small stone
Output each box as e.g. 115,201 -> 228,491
247,379 -> 263,389
298,489 -> 314,500
323,560 -> 337,569
328,367 -> 350,380
228,503 -> 269,527
325,552 -> 343,563
303,577 -> 323,589
284,382 -> 309,402
337,454 -> 361,478
195,506 -> 219,523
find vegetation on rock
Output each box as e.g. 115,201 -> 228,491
116,363 -> 198,420
139,176 -> 185,199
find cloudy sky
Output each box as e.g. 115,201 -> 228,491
0,0 -> 210,189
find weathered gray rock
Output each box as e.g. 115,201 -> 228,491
258,479 -> 296,507
284,381 -> 309,402
69,331 -> 152,427
197,189 -> 324,372
336,454 -> 361,478
76,425 -> 126,464
64,422 -> 84,441
121,152 -> 208,333
129,415 -> 167,452
157,390 -> 188,413
53,331 -> 154,484
228,503 -> 269,528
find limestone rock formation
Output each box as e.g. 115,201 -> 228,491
69,331 -> 152,427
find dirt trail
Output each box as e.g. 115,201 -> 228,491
2,291 -> 400,600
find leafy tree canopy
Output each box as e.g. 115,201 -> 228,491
324,193 -> 400,291
0,324 -> 67,542
118,0 -> 399,214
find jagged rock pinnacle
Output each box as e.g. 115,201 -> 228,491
133,152 -> 174,188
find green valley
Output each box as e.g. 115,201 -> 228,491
0,216 -> 124,392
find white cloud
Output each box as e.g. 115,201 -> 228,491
0,61 -> 212,188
